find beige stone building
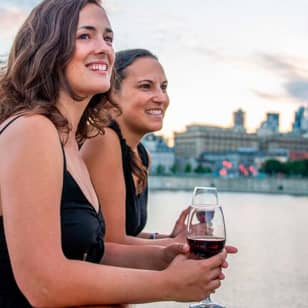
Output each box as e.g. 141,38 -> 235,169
174,124 -> 308,159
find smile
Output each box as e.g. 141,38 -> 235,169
146,109 -> 163,116
87,63 -> 108,72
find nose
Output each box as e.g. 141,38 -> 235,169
94,37 -> 113,56
153,88 -> 169,106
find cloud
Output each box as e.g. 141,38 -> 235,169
258,53 -> 308,79
252,90 -> 289,101
285,79 -> 308,101
255,53 -> 308,102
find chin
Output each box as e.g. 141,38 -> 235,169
148,124 -> 163,133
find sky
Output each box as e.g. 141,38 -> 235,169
1,0 -> 308,140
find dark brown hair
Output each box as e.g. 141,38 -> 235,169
0,0 -> 117,143
112,49 -> 158,193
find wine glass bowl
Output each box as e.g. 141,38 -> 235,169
187,187 -> 226,308
187,206 -> 225,259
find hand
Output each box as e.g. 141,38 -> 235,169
220,245 -> 238,270
169,207 -> 190,241
162,243 -> 190,269
163,250 -> 227,302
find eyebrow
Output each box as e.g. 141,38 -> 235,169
137,80 -> 168,84
78,25 -> 113,34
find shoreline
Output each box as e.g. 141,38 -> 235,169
149,175 -> 308,196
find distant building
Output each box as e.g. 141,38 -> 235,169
174,123 -> 308,162
174,125 -> 258,159
292,106 -> 308,134
233,109 -> 246,132
142,133 -> 175,174
257,112 -> 279,136
198,148 -> 289,176
198,148 -> 258,176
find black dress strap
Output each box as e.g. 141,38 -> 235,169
0,115 -> 24,135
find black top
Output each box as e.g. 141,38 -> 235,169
0,116 -> 105,307
109,121 -> 149,236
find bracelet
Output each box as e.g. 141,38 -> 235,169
149,232 -> 159,240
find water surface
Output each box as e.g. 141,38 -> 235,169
137,191 -> 308,308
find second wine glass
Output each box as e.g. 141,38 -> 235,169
187,186 -> 226,308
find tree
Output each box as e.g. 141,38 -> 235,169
184,163 -> 192,174
156,164 -> 165,175
194,165 -> 212,174
260,159 -> 284,175
170,163 -> 178,174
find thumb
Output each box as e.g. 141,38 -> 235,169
169,243 -> 190,254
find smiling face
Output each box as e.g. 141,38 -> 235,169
65,3 -> 115,98
112,56 -> 169,138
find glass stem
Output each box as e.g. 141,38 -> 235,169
201,296 -> 212,304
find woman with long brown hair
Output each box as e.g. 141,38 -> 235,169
0,1 -> 236,307
82,49 -> 190,245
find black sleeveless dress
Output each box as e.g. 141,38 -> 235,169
109,121 -> 149,236
0,116 -> 105,307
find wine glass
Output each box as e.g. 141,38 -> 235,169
187,186 -> 226,308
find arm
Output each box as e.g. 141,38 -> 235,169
0,116 -> 234,307
81,130 -> 185,246
138,207 -> 190,242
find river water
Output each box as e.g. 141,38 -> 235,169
137,191 -> 308,308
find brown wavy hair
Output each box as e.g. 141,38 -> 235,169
111,49 -> 158,193
0,0 -> 118,143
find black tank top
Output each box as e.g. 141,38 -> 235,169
109,121 -> 149,236
0,116 -> 105,307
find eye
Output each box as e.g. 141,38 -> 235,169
104,35 -> 113,45
139,83 -> 151,90
161,83 -> 168,92
78,33 -> 91,40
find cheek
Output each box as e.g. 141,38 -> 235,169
165,96 -> 170,109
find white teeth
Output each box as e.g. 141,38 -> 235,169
147,109 -> 162,115
88,63 -> 108,71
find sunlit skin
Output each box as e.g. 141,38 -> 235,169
110,57 -> 169,146
58,3 -> 116,213
0,1 -> 238,307
64,3 -> 114,98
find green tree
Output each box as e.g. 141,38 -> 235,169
170,163 -> 178,174
285,160 -> 306,176
260,159 -> 284,175
184,163 -> 192,174
156,164 -> 165,175
194,165 -> 212,174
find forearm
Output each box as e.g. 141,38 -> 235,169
112,232 -> 176,247
102,242 -> 168,270
30,258 -> 171,307
138,232 -> 177,246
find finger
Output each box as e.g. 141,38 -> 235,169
207,278 -> 221,293
205,251 -> 227,269
174,252 -> 189,262
171,243 -> 190,254
177,208 -> 190,224
208,267 -> 222,280
225,245 -> 238,254
221,260 -> 229,268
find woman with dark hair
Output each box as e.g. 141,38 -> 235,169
0,1 -> 236,308
82,49 -> 189,245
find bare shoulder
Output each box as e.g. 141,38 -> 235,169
0,114 -> 58,142
0,114 -> 62,168
81,127 -> 121,158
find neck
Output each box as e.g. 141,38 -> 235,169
57,90 -> 91,144
116,119 -> 144,151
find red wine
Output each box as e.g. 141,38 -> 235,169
187,236 -> 225,259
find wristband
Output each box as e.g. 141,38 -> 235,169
149,232 -> 159,239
